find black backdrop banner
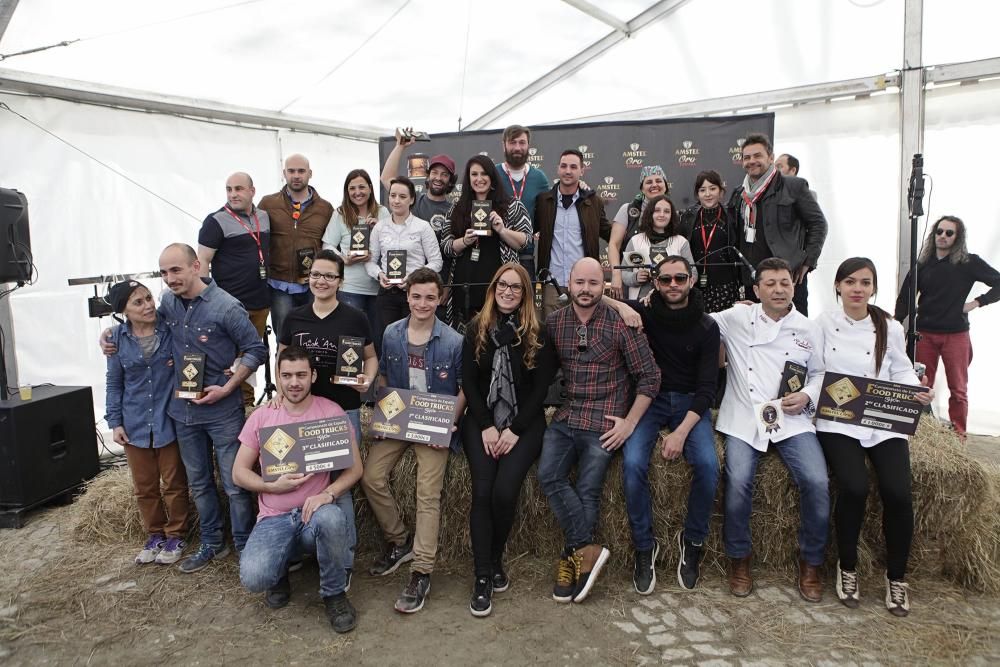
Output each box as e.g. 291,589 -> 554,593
378,113 -> 775,213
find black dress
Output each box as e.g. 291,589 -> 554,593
682,205 -> 743,313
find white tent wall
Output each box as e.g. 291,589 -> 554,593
0,93 -> 375,426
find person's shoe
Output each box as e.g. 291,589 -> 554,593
323,592 -> 357,633
178,543 -> 231,574
633,540 -> 659,595
154,537 -> 186,565
135,534 -> 165,565
344,568 -> 353,593
572,544 -> 610,603
728,555 -> 753,597
469,576 -> 493,617
288,558 -> 304,573
677,531 -> 703,591
885,575 -> 910,617
491,556 -> 509,593
265,574 -> 291,609
552,554 -> 576,603
835,561 -> 860,608
798,558 -> 823,603
370,536 -> 414,577
394,572 -> 431,614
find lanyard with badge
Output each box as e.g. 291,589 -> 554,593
698,207 -> 722,288
224,206 -> 266,279
503,164 -> 527,201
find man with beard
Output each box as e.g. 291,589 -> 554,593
259,154 -> 335,339
540,257 -> 660,604
620,256 -> 720,594
495,125 -> 549,278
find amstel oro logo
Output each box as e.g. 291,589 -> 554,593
578,144 -> 596,169
729,137 -> 747,164
675,139 -> 700,167
622,142 -> 647,169
597,175 -> 622,201
527,146 -> 544,167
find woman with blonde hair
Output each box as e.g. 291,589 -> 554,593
462,262 -> 556,617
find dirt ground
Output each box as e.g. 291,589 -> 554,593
0,435 -> 996,666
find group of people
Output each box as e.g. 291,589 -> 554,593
100,127 -> 999,635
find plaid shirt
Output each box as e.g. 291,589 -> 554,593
547,301 -> 660,432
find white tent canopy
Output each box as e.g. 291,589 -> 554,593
1,0 -> 998,433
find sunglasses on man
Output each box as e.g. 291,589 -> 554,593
935,228 -> 955,238
655,273 -> 690,285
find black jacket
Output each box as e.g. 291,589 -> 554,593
895,254 -> 1000,333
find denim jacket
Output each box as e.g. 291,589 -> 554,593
159,278 -> 268,425
105,319 -> 176,448
379,316 -> 463,396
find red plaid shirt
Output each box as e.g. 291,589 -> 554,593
547,301 -> 660,432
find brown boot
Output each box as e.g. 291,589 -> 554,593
798,558 -> 823,602
572,544 -> 610,603
728,556 -> 753,597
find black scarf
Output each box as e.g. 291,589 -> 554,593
646,229 -> 670,245
648,286 -> 705,332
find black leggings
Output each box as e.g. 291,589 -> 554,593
463,416 -> 545,577
818,432 -> 913,580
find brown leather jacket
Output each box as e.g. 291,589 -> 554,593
533,185 -> 611,274
258,187 -> 334,283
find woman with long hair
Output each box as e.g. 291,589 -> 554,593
607,165 -> 669,298
620,194 -> 694,299
817,257 -> 933,617
680,170 -> 742,312
442,156 -> 531,327
462,262 -> 556,617
322,169 -> 387,330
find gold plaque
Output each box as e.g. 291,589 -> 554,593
182,363 -> 199,381
378,391 -> 406,421
787,375 -> 802,392
262,428 -> 296,461
825,377 -> 861,407
388,257 -> 402,271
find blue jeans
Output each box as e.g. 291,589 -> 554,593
269,286 -> 312,342
723,433 -> 830,565
537,420 -> 614,551
175,407 -> 256,551
623,392 -> 719,550
239,499 -> 352,598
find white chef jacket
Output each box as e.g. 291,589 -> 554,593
815,309 -> 920,447
712,303 -> 824,452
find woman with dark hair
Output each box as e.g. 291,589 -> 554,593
680,170 -> 742,313
620,195 -> 694,299
442,156 -> 531,327
607,165 -> 669,298
817,257 -> 933,617
322,169 -> 388,330
462,262 -> 556,617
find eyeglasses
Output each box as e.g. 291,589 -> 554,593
308,271 -> 341,282
655,273 -> 690,285
495,280 -> 524,295
576,324 -> 588,352
935,228 -> 955,238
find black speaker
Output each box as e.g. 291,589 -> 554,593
0,385 -> 99,508
0,187 -> 31,284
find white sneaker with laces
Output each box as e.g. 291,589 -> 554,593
885,574 -> 910,617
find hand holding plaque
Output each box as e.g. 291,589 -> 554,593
349,220 -> 371,257
386,249 -> 407,284
176,352 -> 206,400
259,416 -> 355,481
370,387 -> 459,448
471,201 -> 492,236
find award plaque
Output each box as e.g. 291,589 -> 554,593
471,201 -> 492,236
334,335 -> 365,385
778,360 -> 807,398
297,247 -> 316,277
648,245 -> 669,267
386,249 -> 407,284
370,387 -> 459,448
817,372 -> 928,435
176,352 -> 206,400
258,416 -> 355,481
349,221 -> 370,256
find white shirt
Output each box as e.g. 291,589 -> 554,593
322,207 -> 390,296
365,213 -> 444,281
712,303 -> 825,451
815,309 -> 920,447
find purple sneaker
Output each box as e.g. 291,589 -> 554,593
154,537 -> 187,565
136,534 -> 165,564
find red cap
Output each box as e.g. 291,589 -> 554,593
428,154 -> 456,176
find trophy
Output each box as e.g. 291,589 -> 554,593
176,352 -> 206,400
386,249 -> 407,284
334,336 -> 365,385
471,201 -> 492,236
350,220 -> 371,256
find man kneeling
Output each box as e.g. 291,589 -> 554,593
234,345 -> 362,633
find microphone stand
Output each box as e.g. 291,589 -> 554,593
905,154 -> 925,361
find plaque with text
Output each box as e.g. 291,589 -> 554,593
778,360 -> 807,398
817,372 -> 928,435
349,221 -> 371,256
471,201 -> 492,236
386,249 -> 407,284
648,245 -> 669,267
297,247 -> 316,277
370,387 -> 458,447
175,352 -> 206,400
334,335 -> 365,385
258,415 -> 354,481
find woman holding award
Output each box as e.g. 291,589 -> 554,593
816,257 -> 933,617
322,169 -> 388,332
620,195 -> 694,299
442,156 -> 531,327
462,262 -> 556,617
607,165 -> 670,298
365,176 -> 443,336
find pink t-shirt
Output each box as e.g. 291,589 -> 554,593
239,396 -> 353,521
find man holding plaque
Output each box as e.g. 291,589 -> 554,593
710,257 -> 829,602
361,268 -> 465,614
235,346 -> 362,633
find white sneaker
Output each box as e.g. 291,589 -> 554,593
154,537 -> 186,565
135,534 -> 165,564
835,561 -> 860,608
885,575 -> 910,617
